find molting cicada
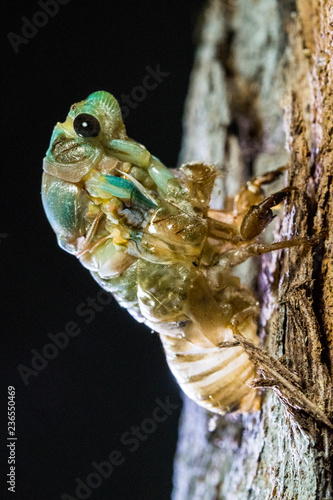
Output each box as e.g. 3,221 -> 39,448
42,91 -> 311,414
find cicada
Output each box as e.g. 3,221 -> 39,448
42,91 -> 310,414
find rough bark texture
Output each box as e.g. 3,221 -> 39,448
172,1 -> 333,498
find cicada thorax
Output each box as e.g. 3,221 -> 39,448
138,200 -> 208,263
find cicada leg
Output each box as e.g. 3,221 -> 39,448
239,187 -> 296,241
214,232 -> 323,271
207,187 -> 295,244
229,306 -> 260,331
207,166 -> 289,243
233,165 -> 287,218
206,217 -> 241,243
207,230 -> 324,346
107,138 -> 174,194
206,187 -> 299,245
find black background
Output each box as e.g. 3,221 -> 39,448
2,1 -> 204,499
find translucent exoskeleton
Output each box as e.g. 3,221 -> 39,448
42,91 -> 314,414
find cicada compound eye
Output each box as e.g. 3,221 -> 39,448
73,113 -> 101,138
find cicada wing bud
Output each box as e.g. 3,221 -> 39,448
41,172 -> 91,254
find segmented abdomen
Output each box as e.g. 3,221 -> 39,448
159,327 -> 258,414
92,262 -> 259,414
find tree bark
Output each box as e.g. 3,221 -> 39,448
172,1 -> 333,498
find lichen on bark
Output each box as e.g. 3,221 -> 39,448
172,1 -> 333,498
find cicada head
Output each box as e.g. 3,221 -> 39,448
43,91 -> 127,183
42,91 -> 129,254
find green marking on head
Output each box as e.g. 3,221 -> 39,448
86,91 -> 123,123
68,91 -> 126,141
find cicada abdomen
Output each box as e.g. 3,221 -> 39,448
42,91 -> 305,414
92,253 -> 260,414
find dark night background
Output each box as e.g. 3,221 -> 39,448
1,1 -> 204,499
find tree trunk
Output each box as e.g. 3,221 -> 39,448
172,1 -> 333,498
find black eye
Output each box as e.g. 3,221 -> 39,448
73,113 -> 101,138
